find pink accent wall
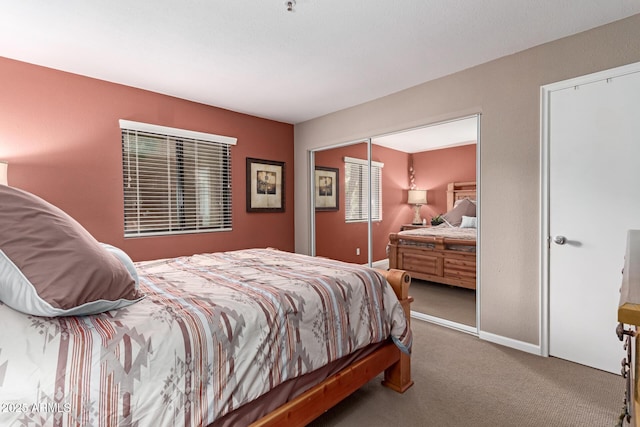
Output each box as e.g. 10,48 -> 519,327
412,144 -> 476,221
0,57 -> 294,261
315,144 -> 410,263
314,143 -> 475,263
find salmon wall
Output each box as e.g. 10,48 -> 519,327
412,144 -> 476,221
314,143 -> 409,264
314,143 -> 475,263
0,57 -> 294,261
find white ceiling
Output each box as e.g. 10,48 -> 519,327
1,1 -> 639,126
372,116 -> 478,153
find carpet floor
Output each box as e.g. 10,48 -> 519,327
410,279 -> 476,327
309,320 -> 624,427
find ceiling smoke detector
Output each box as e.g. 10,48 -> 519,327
285,0 -> 296,12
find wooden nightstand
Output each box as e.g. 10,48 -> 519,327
400,224 -> 431,231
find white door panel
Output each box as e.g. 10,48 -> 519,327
548,69 -> 640,373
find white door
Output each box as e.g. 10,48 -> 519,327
546,64 -> 640,374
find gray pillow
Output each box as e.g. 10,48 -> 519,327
442,198 -> 477,227
0,185 -> 143,316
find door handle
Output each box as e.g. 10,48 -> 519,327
553,235 -> 567,245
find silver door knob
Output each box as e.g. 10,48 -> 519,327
553,235 -> 567,245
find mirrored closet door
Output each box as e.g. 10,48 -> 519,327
372,115 -> 479,333
312,140 -> 371,264
311,115 -> 480,335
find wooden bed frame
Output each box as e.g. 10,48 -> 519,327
251,268 -> 413,426
388,181 -> 477,290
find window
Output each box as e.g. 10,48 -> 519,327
120,120 -> 237,237
344,156 -> 383,222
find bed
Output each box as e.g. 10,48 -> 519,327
0,185 -> 413,427
388,181 -> 477,290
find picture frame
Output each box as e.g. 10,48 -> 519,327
246,157 -> 285,212
315,166 -> 339,211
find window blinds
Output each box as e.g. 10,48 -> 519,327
120,120 -> 236,237
343,157 -> 383,222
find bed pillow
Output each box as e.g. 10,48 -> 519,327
460,215 -> 477,229
0,185 -> 143,317
454,198 -> 476,208
442,198 -> 476,227
100,243 -> 140,290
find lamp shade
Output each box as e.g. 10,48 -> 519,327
0,161 -> 7,186
407,189 -> 427,205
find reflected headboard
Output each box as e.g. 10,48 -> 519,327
446,181 -> 477,212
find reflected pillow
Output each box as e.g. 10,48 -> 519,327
442,198 -> 477,227
460,215 -> 477,229
0,185 -> 143,316
454,198 -> 476,208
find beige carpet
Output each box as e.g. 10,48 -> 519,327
410,279 -> 476,327
309,320 -> 624,427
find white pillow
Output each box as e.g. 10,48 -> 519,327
460,215 -> 477,229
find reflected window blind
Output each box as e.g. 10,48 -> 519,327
344,157 -> 383,223
120,120 -> 236,237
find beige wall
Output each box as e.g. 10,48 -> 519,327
294,14 -> 640,347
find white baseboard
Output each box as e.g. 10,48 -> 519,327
479,331 -> 542,355
411,311 -> 478,336
371,259 -> 389,270
391,256 -> 541,357
411,312 -> 543,355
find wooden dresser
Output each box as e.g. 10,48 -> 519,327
617,230 -> 640,426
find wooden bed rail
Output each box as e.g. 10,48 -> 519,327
389,232 -> 476,251
388,232 -> 477,290
376,268 -> 413,393
250,268 -> 413,427
375,268 -> 410,300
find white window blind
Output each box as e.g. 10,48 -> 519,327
344,157 -> 383,223
120,120 -> 236,237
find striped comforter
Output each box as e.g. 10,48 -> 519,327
0,248 -> 411,427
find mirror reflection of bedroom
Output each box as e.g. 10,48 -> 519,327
314,141 -> 371,264
313,115 -> 478,331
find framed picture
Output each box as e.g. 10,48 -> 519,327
315,166 -> 339,211
246,157 -> 285,212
